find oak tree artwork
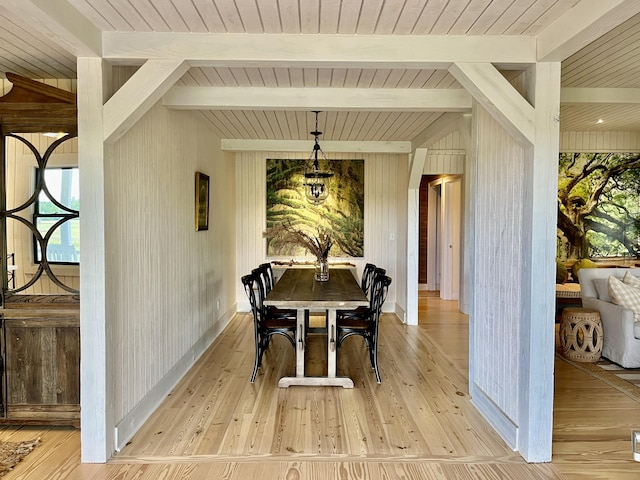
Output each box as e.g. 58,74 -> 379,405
558,152 -> 640,260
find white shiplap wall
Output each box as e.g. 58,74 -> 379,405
106,102 -> 235,446
560,130 -> 640,151
471,106 -> 523,426
235,151 -> 406,314
424,131 -> 466,175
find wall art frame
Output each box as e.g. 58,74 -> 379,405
195,172 -> 210,231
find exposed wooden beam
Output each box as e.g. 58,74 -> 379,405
561,87 -> 640,104
164,87 -> 471,112
449,63 -> 534,147
221,139 -> 410,154
537,0 -> 640,62
408,148 -> 427,189
2,0 -> 101,56
103,33 -> 536,68
103,59 -> 190,144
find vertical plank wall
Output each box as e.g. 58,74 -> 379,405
470,106 -> 525,443
560,130 -> 640,151
105,100 -> 236,448
423,130 -> 466,175
235,151 -> 406,317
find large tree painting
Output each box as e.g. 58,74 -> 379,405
266,158 -> 364,257
558,152 -> 640,260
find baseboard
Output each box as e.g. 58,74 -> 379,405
113,306 -> 235,453
470,383 -> 518,452
388,303 -> 406,323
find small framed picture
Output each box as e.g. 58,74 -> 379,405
195,172 -> 209,231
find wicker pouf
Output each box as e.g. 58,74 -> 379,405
560,307 -> 603,362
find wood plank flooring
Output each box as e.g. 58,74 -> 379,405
1,294 -> 639,479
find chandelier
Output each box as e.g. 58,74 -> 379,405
304,111 -> 334,205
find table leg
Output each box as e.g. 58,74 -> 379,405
295,308 -> 305,377
327,309 -> 337,378
278,307 -> 353,388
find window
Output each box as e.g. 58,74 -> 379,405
33,167 -> 80,264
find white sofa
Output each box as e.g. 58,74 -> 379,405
578,268 -> 640,368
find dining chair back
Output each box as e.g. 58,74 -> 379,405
242,272 -> 296,383
261,262 -> 276,293
337,269 -> 392,383
253,265 -> 297,321
361,263 -> 377,296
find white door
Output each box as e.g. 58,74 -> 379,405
441,178 -> 461,300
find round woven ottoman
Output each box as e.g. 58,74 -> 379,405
559,307 -> 603,362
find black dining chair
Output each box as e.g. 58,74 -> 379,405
337,264 -> 385,321
242,272 -> 296,383
337,270 -> 392,383
360,263 -> 377,296
253,264 -> 297,321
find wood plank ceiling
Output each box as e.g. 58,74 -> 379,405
0,0 -> 639,140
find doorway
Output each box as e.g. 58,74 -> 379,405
422,175 -> 462,304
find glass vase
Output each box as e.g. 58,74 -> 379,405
315,257 -> 330,281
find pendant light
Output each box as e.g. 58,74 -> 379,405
304,111 -> 333,205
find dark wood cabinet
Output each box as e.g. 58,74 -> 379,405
0,295 -> 80,426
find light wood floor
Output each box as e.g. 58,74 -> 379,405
2,294 -> 640,479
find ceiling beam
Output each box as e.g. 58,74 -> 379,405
163,87 -> 471,112
103,59 -> 190,144
449,62 -> 534,146
2,0 -> 101,56
103,33 -> 536,68
537,0 -> 640,62
561,87 -> 640,104
221,139 -> 410,154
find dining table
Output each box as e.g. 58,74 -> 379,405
263,267 -> 369,388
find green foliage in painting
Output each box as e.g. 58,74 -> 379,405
557,152 -> 640,260
266,158 -> 364,258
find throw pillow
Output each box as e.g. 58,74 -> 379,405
593,278 -> 611,302
609,275 -> 640,322
623,270 -> 640,290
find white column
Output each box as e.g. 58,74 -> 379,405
78,57 -> 112,462
518,62 -> 561,462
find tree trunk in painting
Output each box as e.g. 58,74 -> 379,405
557,152 -> 640,260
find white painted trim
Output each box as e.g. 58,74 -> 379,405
221,139 -> 410,154
391,303 -> 406,324
406,188 -> 419,326
103,32 -> 536,66
408,149 -> 427,189
164,86 -> 471,112
114,310 -> 234,451
470,385 -> 518,451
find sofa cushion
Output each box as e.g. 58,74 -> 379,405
609,275 -> 640,322
623,270 -> 640,290
593,278 -> 611,302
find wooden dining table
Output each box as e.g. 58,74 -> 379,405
264,267 -> 369,388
